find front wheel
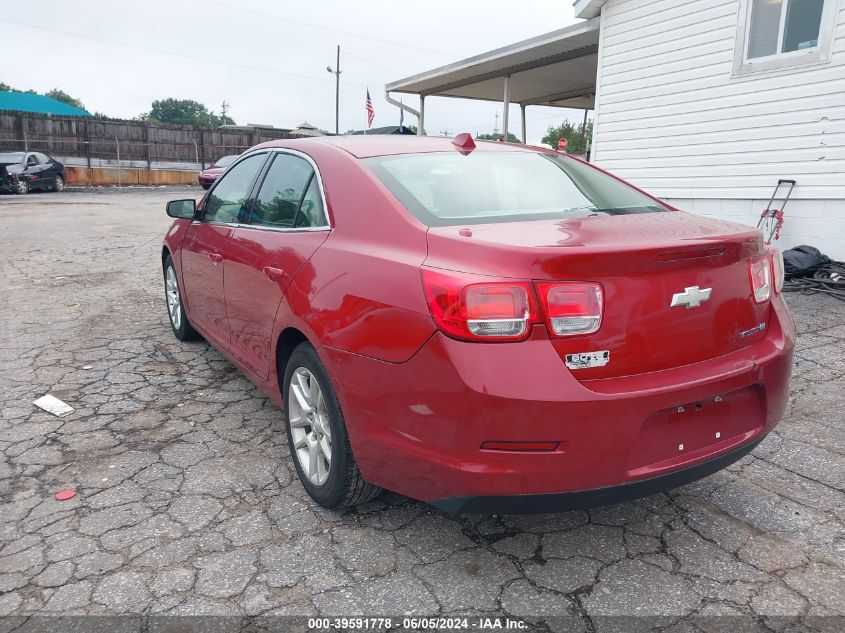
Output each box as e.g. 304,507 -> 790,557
163,255 -> 198,341
283,343 -> 381,508
15,179 -> 28,195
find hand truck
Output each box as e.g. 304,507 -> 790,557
757,179 -> 796,244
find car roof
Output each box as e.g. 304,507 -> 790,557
253,135 -> 552,159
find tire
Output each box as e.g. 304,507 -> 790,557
163,254 -> 199,341
15,179 -> 28,195
52,174 -> 65,192
283,342 -> 381,508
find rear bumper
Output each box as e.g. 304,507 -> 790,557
431,435 -> 764,514
323,296 -> 794,508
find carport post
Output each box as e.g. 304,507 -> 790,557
520,104 -> 527,145
418,95 -> 425,136
502,75 -> 510,141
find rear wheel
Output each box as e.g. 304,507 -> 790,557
52,174 -> 64,192
163,254 -> 198,341
283,343 -> 381,508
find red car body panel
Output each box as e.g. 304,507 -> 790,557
163,136 -> 794,511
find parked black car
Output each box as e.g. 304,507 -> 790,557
0,152 -> 65,194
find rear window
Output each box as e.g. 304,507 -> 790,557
363,150 -> 668,226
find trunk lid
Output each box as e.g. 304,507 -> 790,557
424,212 -> 770,379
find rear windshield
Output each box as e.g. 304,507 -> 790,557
364,150 -> 668,226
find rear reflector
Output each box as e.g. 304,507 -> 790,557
421,268 -> 537,342
771,249 -> 784,294
536,282 -> 603,336
748,256 -> 772,303
481,441 -> 560,452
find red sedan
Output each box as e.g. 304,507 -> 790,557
161,135 -> 794,513
198,154 -> 239,189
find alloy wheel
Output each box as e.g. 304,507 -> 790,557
288,367 -> 332,486
165,266 -> 181,329
16,179 -> 28,194
55,175 -> 64,192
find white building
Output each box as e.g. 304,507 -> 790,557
386,0 -> 845,259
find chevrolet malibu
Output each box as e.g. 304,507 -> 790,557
161,135 -> 794,513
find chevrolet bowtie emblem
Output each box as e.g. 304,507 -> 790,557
670,286 -> 712,309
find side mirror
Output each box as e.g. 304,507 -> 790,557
166,199 -> 197,219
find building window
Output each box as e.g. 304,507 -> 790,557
734,0 -> 836,76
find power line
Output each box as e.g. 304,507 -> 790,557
0,18 -> 372,89
342,51 -> 405,76
200,0 -> 461,58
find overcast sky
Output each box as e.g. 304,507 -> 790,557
1,0 -> 588,143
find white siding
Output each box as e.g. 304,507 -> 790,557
591,0 -> 845,258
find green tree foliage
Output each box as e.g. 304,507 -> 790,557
541,119 -> 593,154
0,82 -> 47,96
45,89 -> 86,110
476,132 -> 521,143
143,98 -> 235,127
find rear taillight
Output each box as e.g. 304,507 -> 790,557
536,282 -> 603,336
771,249 -> 784,294
421,269 -> 538,342
748,255 -> 772,303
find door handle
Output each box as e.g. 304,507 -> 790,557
264,266 -> 285,283
207,252 -> 222,264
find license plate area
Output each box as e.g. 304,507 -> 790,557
627,385 -> 765,475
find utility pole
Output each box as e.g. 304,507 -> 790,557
221,101 -> 230,119
440,130 -> 450,137
326,46 -> 341,135
493,112 -> 499,135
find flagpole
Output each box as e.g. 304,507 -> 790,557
364,87 -> 367,135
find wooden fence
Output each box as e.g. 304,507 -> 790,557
0,111 -> 301,169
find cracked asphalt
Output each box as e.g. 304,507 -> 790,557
1,187 -> 843,629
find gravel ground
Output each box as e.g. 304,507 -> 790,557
1,187 -> 843,630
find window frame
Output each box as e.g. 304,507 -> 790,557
733,0 -> 837,77
240,149 -> 331,233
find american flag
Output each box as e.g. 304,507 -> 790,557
365,89 -> 375,128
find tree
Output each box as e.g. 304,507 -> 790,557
476,132 -> 521,143
45,89 -> 86,111
541,119 -> 593,155
143,98 -> 235,127
0,82 -> 37,94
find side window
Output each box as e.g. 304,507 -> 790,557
295,177 -> 327,228
26,155 -> 38,167
35,153 -> 50,164
204,153 -> 266,224
250,154 -> 319,229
